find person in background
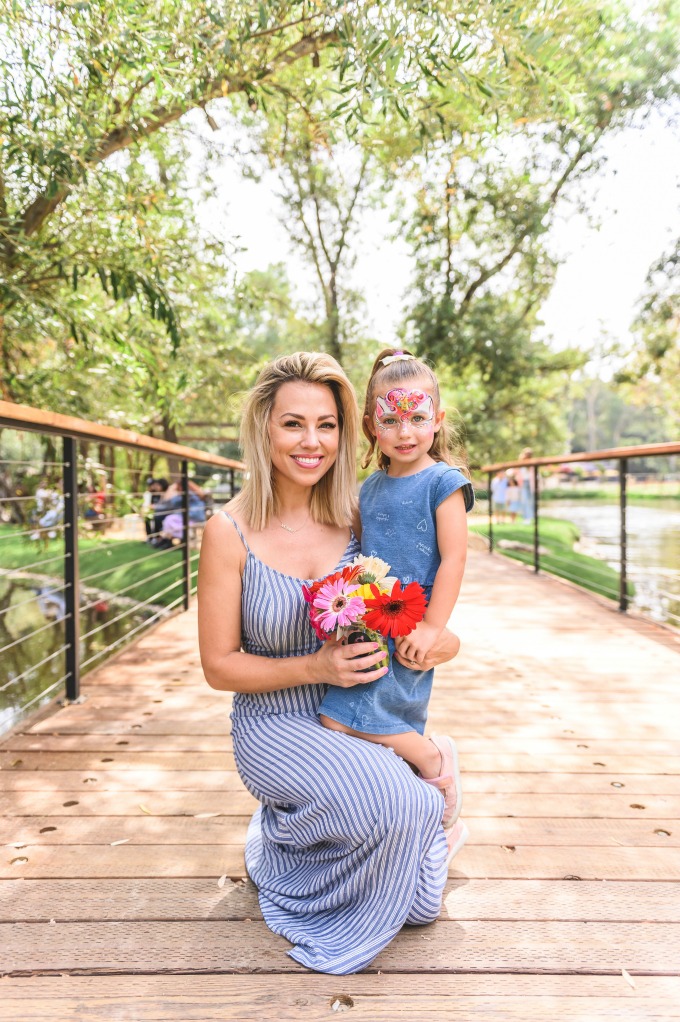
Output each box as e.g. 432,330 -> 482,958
151,477 -> 206,548
517,447 -> 535,523
490,469 -> 509,522
142,477 -> 169,541
505,470 -> 521,522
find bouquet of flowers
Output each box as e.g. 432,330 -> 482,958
302,556 -> 427,668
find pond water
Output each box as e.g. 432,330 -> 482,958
544,499 -> 680,627
0,575 -> 167,733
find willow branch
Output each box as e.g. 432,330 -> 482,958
13,30 -> 339,239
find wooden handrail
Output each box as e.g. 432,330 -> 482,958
482,440 -> 680,474
0,399 -> 245,470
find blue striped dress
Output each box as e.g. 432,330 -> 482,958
222,512 -> 448,975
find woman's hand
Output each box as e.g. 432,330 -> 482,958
393,627 -> 460,671
310,635 -> 389,688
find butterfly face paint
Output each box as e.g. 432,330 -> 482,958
374,388 -> 435,434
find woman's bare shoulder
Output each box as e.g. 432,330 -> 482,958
202,506 -> 247,563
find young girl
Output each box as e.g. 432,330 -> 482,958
318,348 -> 473,856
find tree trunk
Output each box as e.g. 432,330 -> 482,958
162,415 -> 180,480
327,273 -> 342,365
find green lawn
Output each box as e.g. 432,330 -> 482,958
539,487 -> 679,502
0,525 -> 196,606
471,516 -> 632,602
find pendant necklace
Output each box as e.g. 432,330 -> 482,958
278,513 -> 310,534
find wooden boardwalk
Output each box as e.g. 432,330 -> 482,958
1,548 -> 680,1020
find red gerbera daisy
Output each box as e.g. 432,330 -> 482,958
363,580 -> 427,638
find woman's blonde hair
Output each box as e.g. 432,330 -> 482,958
362,347 -> 467,473
231,352 -> 359,530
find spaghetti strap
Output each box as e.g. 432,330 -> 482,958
219,510 -> 251,553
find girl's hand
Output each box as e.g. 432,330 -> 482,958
311,635 -> 389,688
394,627 -> 460,670
395,621 -> 443,667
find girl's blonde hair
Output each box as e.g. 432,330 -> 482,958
362,347 -> 467,473
231,351 -> 359,530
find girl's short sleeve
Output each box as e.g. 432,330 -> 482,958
433,467 -> 474,513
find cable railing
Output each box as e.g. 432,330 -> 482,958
0,399 -> 244,735
479,441 -> 680,628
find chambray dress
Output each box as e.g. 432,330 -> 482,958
222,512 -> 448,975
319,463 -> 474,735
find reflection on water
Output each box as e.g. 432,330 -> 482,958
546,499 -> 680,627
0,575 -> 162,733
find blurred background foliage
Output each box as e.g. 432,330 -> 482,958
0,0 -> 678,465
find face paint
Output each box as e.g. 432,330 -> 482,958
374,388 -> 435,433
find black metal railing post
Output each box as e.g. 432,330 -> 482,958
619,457 -> 628,612
181,459 -> 191,611
229,467 -> 235,498
487,471 -> 494,553
62,436 -> 80,701
533,464 -> 540,574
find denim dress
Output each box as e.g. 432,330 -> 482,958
318,462 -> 474,735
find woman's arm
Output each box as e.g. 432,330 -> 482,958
197,513 -> 387,693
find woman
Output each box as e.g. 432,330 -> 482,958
198,352 -> 452,975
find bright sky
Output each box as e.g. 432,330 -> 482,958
194,107 -> 680,359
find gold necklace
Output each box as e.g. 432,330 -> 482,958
278,513 -> 310,534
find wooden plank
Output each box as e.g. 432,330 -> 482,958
3,972 -> 678,999
2,815 -> 678,848
26,716 -> 235,736
3,878 -> 680,924
4,844 -> 680,880
0,769 -> 246,791
2,789 -> 677,820
0,814 -> 252,845
3,919 -> 679,975
456,739 -> 680,755
5,733 -> 679,756
463,818 -> 680,847
23,714 -> 676,739
4,748 -> 680,774
3,769 -> 679,795
39,689 -> 680,711
33,680 -> 680,702
2,734 -> 235,753
0,751 -> 236,770
1,992 -> 678,1021
460,792 -> 680,819
0,789 -> 259,817
2,975 -> 679,1022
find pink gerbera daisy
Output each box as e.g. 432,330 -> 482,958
312,577 -> 366,632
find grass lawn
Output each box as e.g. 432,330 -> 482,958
470,516 -> 632,603
0,525 -> 196,606
539,486 -> 679,502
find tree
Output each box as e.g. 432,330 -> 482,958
620,239 -> 680,431
273,139 -> 371,363
395,1 -> 678,459
1,0 -> 596,348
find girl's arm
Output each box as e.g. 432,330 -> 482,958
395,488 -> 467,664
197,513 -> 387,693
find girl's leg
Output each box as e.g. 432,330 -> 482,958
319,715 -> 442,778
